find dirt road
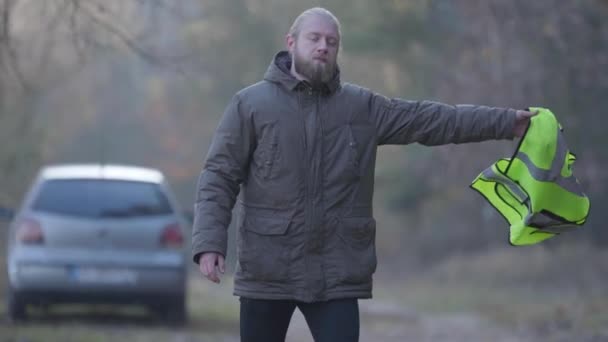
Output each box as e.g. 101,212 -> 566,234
2,298 -> 587,342
286,300 -> 536,342
2,276 -> 607,342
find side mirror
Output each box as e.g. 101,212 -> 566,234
0,207 -> 15,221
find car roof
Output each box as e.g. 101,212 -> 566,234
39,164 -> 165,184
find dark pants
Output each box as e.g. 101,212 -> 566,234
239,297 -> 360,342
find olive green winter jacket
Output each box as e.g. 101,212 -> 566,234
192,51 -> 516,302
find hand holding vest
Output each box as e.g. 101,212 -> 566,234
471,107 -> 590,245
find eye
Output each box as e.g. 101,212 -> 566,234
327,38 -> 338,47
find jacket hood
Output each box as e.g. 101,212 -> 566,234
263,51 -> 341,94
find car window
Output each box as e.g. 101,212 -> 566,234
31,179 -> 173,218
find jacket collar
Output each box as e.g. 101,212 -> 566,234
263,51 -> 341,95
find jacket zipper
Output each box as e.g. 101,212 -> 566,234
299,88 -> 312,301
307,88 -> 316,301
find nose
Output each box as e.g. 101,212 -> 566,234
317,39 -> 328,53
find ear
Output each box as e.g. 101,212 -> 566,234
286,34 -> 296,53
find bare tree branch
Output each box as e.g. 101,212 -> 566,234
75,1 -> 189,71
133,0 -> 199,21
0,0 -> 17,42
68,0 -> 88,65
1,0 -> 29,90
81,6 -> 160,63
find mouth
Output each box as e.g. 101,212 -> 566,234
313,57 -> 328,63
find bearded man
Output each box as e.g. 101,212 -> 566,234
192,7 -> 535,342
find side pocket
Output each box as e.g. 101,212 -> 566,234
237,214 -> 291,282
336,217 -> 377,284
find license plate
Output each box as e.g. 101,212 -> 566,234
71,267 -> 138,285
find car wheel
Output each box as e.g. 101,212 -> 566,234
153,296 -> 187,326
7,288 -> 27,322
164,301 -> 187,326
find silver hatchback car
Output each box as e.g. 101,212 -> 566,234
5,164 -> 188,323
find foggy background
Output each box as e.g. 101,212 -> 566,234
1,1 -> 607,341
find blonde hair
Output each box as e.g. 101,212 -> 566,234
288,7 -> 341,40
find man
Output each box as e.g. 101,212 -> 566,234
192,7 -> 535,342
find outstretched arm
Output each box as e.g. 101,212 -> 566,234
371,92 -> 524,145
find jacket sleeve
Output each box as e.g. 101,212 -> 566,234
191,94 -> 254,264
371,92 -> 517,146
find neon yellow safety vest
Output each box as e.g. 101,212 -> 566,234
471,107 -> 590,245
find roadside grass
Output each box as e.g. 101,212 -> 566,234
0,324 -> 188,342
187,273 -> 240,329
375,242 -> 608,337
0,273 -> 240,342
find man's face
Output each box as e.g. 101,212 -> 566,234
287,15 -> 340,85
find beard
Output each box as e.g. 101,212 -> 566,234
292,49 -> 336,87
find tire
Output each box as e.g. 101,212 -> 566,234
7,287 -> 27,322
163,301 -> 187,326
152,295 -> 187,326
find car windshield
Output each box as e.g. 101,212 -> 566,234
32,179 -> 173,218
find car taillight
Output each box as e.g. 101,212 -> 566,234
16,219 -> 44,244
160,223 -> 183,248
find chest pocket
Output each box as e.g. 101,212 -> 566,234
346,122 -> 374,177
253,121 -> 281,181
347,124 -> 361,176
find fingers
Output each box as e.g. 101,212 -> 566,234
527,110 -> 539,117
198,256 -> 212,280
518,109 -> 539,118
218,254 -> 226,274
198,256 -> 209,277
516,110 -> 531,119
199,253 -> 221,283
206,259 -> 220,283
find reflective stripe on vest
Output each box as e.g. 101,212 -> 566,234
471,107 -> 590,246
